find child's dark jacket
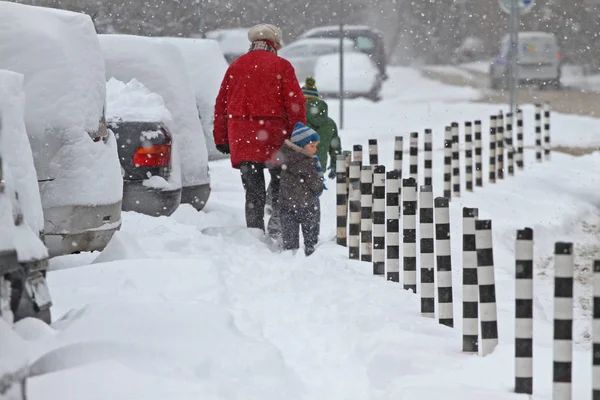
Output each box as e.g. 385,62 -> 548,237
277,140 -> 324,211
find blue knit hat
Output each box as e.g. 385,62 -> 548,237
302,77 -> 319,99
291,122 -> 320,148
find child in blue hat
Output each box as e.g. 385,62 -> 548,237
275,122 -> 325,256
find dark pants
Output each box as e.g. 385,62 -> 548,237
280,203 -> 320,256
239,162 -> 281,234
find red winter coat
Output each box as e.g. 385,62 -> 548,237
213,48 -> 306,168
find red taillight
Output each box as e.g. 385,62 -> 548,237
133,143 -> 171,167
557,52 -> 562,60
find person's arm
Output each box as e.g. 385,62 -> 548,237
213,68 -> 231,146
328,119 -> 341,169
281,61 -> 306,136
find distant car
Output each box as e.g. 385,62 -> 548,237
314,52 -> 383,101
490,31 -> 562,90
160,37 -> 229,161
206,28 -> 251,64
299,25 -> 388,80
0,70 -> 52,325
453,36 -> 487,64
99,34 -> 211,211
0,2 -> 123,257
106,78 -> 181,217
279,38 -> 356,84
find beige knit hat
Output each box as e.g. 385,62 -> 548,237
248,24 -> 283,50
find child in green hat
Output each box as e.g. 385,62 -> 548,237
302,77 -> 341,179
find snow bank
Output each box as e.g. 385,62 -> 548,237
0,2 -> 122,208
0,70 -> 44,235
106,78 -> 172,124
92,231 -> 148,264
0,318 -> 29,396
315,53 -> 379,94
99,34 -> 209,188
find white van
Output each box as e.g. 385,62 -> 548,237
99,34 -> 211,210
490,31 -> 562,90
0,2 -> 123,257
160,37 -> 229,161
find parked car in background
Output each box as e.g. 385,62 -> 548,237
279,38 -> 356,84
314,52 -> 383,101
206,28 -> 250,64
490,31 -> 562,90
0,2 -> 123,257
99,34 -> 211,211
0,70 -> 52,325
452,36 -> 487,64
106,78 -> 181,216
299,25 -> 388,80
160,37 -> 229,161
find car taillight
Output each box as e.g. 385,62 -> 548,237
557,52 -> 562,60
133,143 -> 171,167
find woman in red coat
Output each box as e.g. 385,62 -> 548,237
213,23 -> 306,239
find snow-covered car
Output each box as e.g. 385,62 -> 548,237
490,31 -> 562,90
206,28 -> 251,64
278,38 -> 356,84
0,2 -> 123,257
99,34 -> 211,211
106,78 -> 182,217
160,37 -> 229,161
314,52 -> 383,101
0,70 -> 52,326
299,25 -> 388,80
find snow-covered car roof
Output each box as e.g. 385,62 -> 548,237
0,1 -> 107,182
300,25 -> 384,38
106,78 -> 172,124
280,38 -> 356,52
99,34 -> 210,188
206,28 -> 250,55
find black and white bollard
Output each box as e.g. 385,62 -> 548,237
553,242 -> 574,400
451,122 -> 460,197
497,111 -> 505,180
489,115 -> 497,184
394,136 -> 403,179
535,104 -> 543,162
410,132 -> 419,183
444,126 -> 452,198
419,185 -> 435,318
386,170 -> 400,282
424,129 -> 433,187
353,144 -> 363,168
369,139 -> 379,165
336,154 -> 348,246
474,120 -> 483,187
372,166 -> 386,276
462,207 -> 479,353
434,197 -> 453,327
360,166 -> 373,262
516,109 -> 524,170
476,219 -> 498,356
506,112 -> 515,177
593,260 -> 600,399
348,161 -> 362,259
515,228 -> 534,395
465,122 -> 474,192
344,150 -> 351,199
403,178 -> 418,293
544,102 -> 551,161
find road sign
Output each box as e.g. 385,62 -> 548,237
499,0 -> 534,14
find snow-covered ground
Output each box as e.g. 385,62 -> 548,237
6,66 -> 600,399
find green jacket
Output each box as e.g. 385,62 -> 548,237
306,97 -> 341,170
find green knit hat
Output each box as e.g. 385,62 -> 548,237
302,77 -> 319,99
